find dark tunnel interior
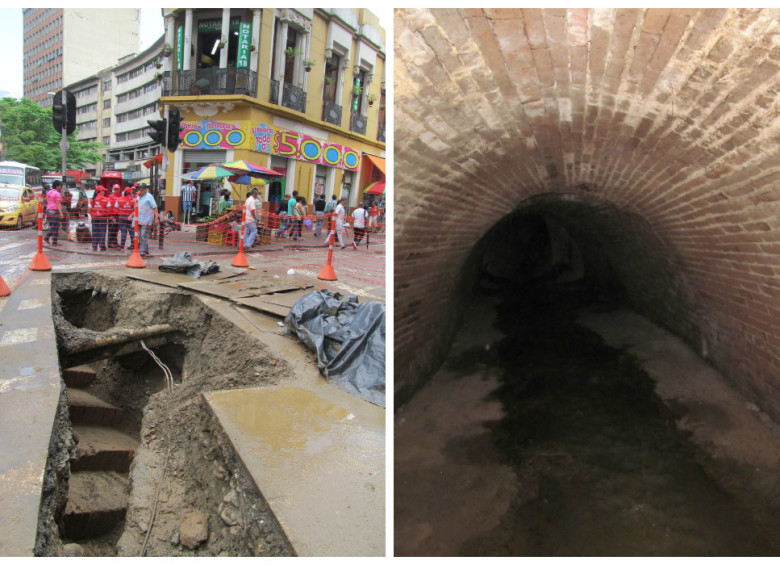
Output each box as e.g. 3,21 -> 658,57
395,202 -> 780,556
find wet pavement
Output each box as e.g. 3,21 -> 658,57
0,271 -> 62,556
0,222 -> 386,300
201,294 -> 386,557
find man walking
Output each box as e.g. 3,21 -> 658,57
137,184 -> 159,256
313,193 -> 326,237
244,188 -> 261,248
181,179 -> 196,224
334,197 -> 348,249
352,202 -> 368,249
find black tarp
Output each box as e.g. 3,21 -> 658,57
284,289 -> 385,408
158,251 -> 220,279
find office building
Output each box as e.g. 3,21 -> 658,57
23,8 -> 140,108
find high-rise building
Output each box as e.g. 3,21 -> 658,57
22,8 -> 140,107
64,36 -> 165,180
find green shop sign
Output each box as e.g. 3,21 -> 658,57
197,17 -> 241,33
176,26 -> 183,70
237,22 -> 251,69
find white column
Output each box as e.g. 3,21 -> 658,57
183,9 -> 193,71
219,8 -> 230,69
250,9 -> 261,74
302,31 -> 311,91
172,145 -> 182,198
287,159 -> 296,194
276,21 -> 289,104
336,55 -> 347,107
164,14 -> 175,74
277,21 -> 289,82
326,166 -> 336,200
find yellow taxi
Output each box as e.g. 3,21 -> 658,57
0,186 -> 38,229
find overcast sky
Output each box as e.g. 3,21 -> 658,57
0,7 -> 390,101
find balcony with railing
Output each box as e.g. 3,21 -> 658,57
322,101 -> 342,127
162,68 -> 257,97
350,111 -> 367,135
269,79 -> 307,114
378,122 -> 386,143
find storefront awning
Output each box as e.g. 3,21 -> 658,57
364,154 -> 386,175
363,181 -> 386,195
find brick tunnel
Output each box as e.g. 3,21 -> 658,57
394,8 -> 780,419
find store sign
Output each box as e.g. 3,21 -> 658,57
176,26 -> 183,71
180,120 -> 361,171
197,17 -> 241,33
237,22 -> 251,69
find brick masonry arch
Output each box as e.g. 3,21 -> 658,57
394,8 -> 780,413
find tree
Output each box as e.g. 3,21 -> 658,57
0,97 -> 104,171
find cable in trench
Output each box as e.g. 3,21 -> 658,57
138,339 -> 174,556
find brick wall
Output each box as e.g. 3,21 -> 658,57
394,8 -> 780,416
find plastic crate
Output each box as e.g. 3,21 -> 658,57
207,232 -> 225,246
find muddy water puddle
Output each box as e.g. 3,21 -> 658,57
446,288 -> 778,556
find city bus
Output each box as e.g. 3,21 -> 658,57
0,161 -> 42,228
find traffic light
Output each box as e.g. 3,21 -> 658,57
51,90 -> 76,135
52,98 -> 64,133
147,117 -> 167,146
167,106 -> 183,152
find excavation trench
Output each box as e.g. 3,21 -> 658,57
40,271 -> 296,557
395,213 -> 780,556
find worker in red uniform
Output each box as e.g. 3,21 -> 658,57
90,186 -> 111,251
116,187 -> 136,250
106,183 -> 122,248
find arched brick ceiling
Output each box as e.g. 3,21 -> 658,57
394,8 -> 780,411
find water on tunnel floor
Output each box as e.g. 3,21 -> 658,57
395,281 -> 780,557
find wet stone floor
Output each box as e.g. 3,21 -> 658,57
397,284 -> 780,556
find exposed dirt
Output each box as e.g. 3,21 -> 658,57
48,271 -> 296,556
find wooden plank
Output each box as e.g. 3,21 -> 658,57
254,289 -> 311,308
232,297 -> 290,318
177,281 -> 235,299
126,272 -> 189,288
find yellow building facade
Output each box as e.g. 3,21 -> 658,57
159,8 -> 386,215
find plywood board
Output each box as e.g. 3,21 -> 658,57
126,271 -> 192,288
232,297 -> 291,318
252,289 -> 311,308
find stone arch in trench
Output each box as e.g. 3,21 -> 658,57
394,8 -> 780,416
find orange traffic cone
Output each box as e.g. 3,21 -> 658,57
30,199 -> 52,271
231,220 -> 249,268
126,248 -> 146,269
29,251 -> 52,271
0,274 -> 10,297
317,212 -> 338,281
317,263 -> 336,281
126,199 -> 145,269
